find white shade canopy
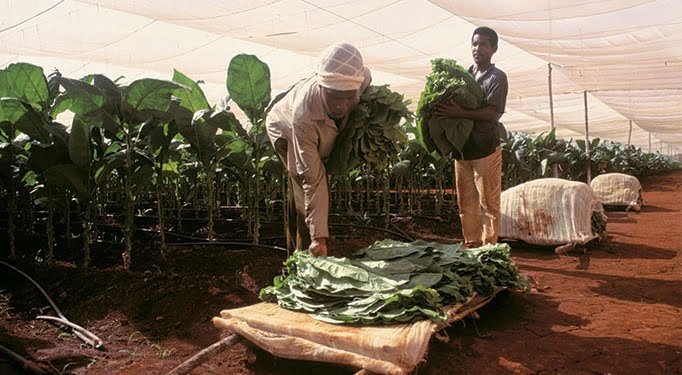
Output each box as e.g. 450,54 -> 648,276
2,0 -> 680,152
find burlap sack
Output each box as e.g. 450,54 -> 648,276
499,178 -> 605,246
590,173 -> 642,211
212,294 -> 498,374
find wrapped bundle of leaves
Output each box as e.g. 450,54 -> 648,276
416,58 -> 484,157
260,251 -> 447,324
326,85 -> 411,175
260,240 -> 528,324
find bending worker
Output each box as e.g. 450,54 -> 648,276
266,42 -> 372,256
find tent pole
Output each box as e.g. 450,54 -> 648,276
649,133 -> 652,153
583,91 -> 591,184
548,63 -> 558,177
627,120 -> 632,145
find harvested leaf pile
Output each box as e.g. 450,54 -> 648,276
326,85 -> 411,175
260,240 -> 528,324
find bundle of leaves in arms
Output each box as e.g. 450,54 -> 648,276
326,85 -> 411,175
416,58 -> 484,157
260,251 -> 447,325
353,240 -> 529,305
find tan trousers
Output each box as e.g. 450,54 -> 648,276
454,146 -> 502,247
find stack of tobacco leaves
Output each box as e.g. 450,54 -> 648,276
260,240 -> 528,324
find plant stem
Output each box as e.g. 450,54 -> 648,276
122,130 -> 133,270
206,166 -> 215,242
8,167 -> 16,259
83,200 -> 92,268
46,192 -> 54,267
156,168 -> 167,257
65,193 -> 72,259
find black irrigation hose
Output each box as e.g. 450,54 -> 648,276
329,223 -> 414,242
0,261 -> 105,349
164,241 -> 288,253
150,222 -> 414,243
140,229 -> 284,244
388,222 -> 416,242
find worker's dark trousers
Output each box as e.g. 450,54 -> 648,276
287,175 -> 311,251
274,138 -> 311,251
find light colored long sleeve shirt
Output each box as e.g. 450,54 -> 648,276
266,76 -> 340,239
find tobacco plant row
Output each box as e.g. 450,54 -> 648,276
0,59 -> 678,269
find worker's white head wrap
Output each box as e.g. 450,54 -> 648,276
316,42 -> 366,91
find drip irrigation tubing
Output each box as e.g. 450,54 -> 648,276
329,223 -> 414,242
164,241 -> 288,253
0,261 -> 105,349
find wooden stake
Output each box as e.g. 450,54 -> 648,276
548,63 -> 558,177
649,133 -> 652,153
583,91 -> 591,184
166,334 -> 240,375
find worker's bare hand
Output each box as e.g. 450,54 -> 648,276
309,238 -> 328,257
434,98 -> 464,119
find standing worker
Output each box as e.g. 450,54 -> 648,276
434,27 -> 508,248
266,42 -> 372,256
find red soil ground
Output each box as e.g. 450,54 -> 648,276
1,170 -> 680,374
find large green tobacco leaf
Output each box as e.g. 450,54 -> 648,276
52,77 -> 105,115
139,119 -> 163,153
221,138 -> 251,170
0,98 -> 26,125
124,79 -> 186,113
0,98 -> 51,142
68,118 -> 91,169
172,69 -> 210,112
226,54 -> 271,122
51,77 -> 118,131
179,110 -> 218,164
294,255 -> 405,294
87,74 -> 122,100
82,74 -> 123,131
0,63 -> 49,110
209,109 -> 247,137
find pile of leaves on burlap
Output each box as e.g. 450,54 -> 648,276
326,85 -> 411,175
260,240 -> 529,324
